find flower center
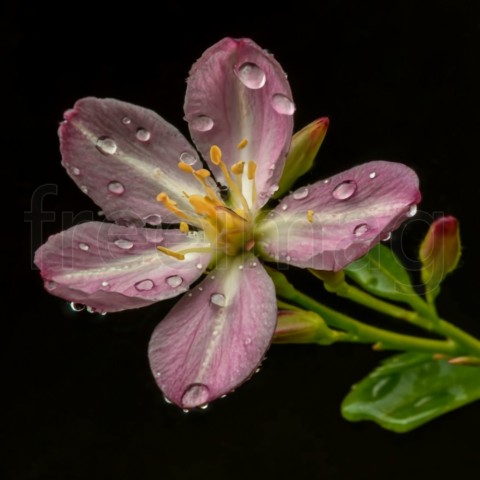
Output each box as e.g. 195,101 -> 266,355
156,142 -> 257,258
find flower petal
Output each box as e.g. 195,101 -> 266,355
60,97 -> 208,225
256,161 -> 421,271
35,222 -> 210,312
184,38 -> 294,210
148,254 -> 277,408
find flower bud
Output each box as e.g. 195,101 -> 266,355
273,309 -> 337,345
275,117 -> 329,198
419,216 -> 461,292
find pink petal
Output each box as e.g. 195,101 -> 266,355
148,254 -> 277,408
60,97 -> 208,225
256,161 -> 421,271
35,222 -> 211,312
184,38 -> 293,210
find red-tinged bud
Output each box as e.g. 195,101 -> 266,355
419,216 -> 461,294
273,309 -> 337,345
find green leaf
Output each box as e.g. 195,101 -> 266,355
341,352 -> 480,433
344,244 -> 418,304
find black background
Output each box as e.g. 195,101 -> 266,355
7,1 -> 480,479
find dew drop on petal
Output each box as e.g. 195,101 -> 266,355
196,263 -> 203,270
236,62 -> 266,89
332,180 -> 357,200
271,93 -> 296,115
181,383 -> 210,408
200,404 -> 209,410
210,293 -> 226,307
292,186 -> 309,200
134,279 -> 154,291
86,306 -> 95,314
70,302 -> 85,312
79,242 -> 89,251
369,171 -> 376,179
166,275 -> 183,288
101,281 -> 110,288
144,214 -> 162,226
71,167 -> 80,176
382,232 -> 392,242
281,204 -> 288,211
122,116 -> 131,125
285,255 -> 291,262
244,336 -> 252,346
108,181 -> 125,195
163,395 -> 172,404
96,136 -> 117,155
80,185 -> 89,194
407,204 -> 417,217
354,223 -> 369,237
114,238 -> 134,250
136,128 -> 151,142
46,281 -> 56,290
179,152 -> 197,166
323,178 -> 330,184
191,115 -> 214,132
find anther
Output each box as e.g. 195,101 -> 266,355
179,222 -> 189,233
210,145 -> 222,165
247,161 -> 257,180
307,210 -> 314,223
237,138 -> 248,150
157,246 -> 185,260
231,161 -> 245,175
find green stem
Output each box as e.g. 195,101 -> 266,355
291,289 -> 459,356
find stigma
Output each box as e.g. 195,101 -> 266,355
156,143 -> 257,258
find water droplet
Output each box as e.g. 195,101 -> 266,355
181,383 -> 210,408
191,115 -> 214,132
285,255 -> 291,262
407,204 -> 417,218
369,171 -> 376,179
166,275 -> 183,288
144,214 -> 162,226
292,186 -> 309,200
108,181 -> 125,195
136,128 -> 151,142
154,371 -> 161,377
236,62 -> 266,89
114,238 -> 134,250
249,261 -> 258,268
96,136 -> 117,155
183,409 -> 190,413
79,242 -> 89,251
46,281 -> 56,290
354,224 -> 369,237
196,263 -> 203,270
382,232 -> 392,242
210,293 -> 226,307
332,180 -> 357,200
122,116 -> 131,125
134,279 -> 154,291
86,306 -> 95,314
271,93 -> 296,115
101,281 -> 110,288
163,395 -> 172,404
281,204 -> 288,211
70,302 -> 85,312
244,337 -> 252,346
323,178 -> 330,184
71,167 -> 80,176
238,265 -> 244,270
97,210 -> 104,217
80,185 -> 89,194
179,152 -> 197,166
200,403 -> 209,410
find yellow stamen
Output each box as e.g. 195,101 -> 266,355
231,161 -> 245,175
189,195 -> 217,217
157,246 -> 185,260
237,138 -> 248,149
195,169 -> 211,179
307,210 -> 314,223
247,161 -> 257,180
210,145 -> 222,165
157,192 -> 195,222
178,162 -> 194,173
179,222 -> 189,233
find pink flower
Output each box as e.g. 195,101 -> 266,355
35,38 -> 421,409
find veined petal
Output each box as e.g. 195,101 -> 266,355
256,161 -> 421,271
148,254 -> 277,408
184,38 -> 293,211
34,222 -> 211,312
60,97 -> 208,225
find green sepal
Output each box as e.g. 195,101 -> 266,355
341,352 -> 480,433
344,244 -> 420,307
274,117 -> 329,198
